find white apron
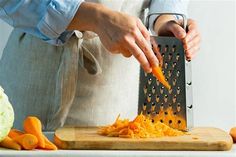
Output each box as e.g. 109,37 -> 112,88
0,0 -> 150,131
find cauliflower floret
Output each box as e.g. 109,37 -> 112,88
0,86 -> 14,142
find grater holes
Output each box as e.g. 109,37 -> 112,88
178,120 -> 181,124
177,103 -> 181,112
156,95 -> 160,103
172,62 -> 177,69
164,94 -> 168,103
168,53 -> 172,60
143,85 -> 147,95
168,70 -> 172,77
156,80 -> 160,86
164,62 -> 168,69
160,86 -> 164,94
173,78 -> 177,86
152,119 -> 155,123
142,102 -> 147,111
171,45 -> 176,52
148,77 -> 152,85
173,95 -> 177,103
164,111 -> 168,115
169,120 -> 173,124
160,103 -> 164,111
151,102 -> 156,111
177,87 -> 180,94
164,45 -> 169,52
147,93 -> 152,103
161,53 -> 165,58
152,86 -> 156,94
160,119 -> 164,123
168,88 -> 173,94
176,70 -> 180,77
162,70 -> 165,75
176,53 -> 180,61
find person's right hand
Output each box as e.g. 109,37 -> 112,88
94,10 -> 160,73
67,2 -> 160,73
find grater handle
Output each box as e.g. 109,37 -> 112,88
146,13 -> 188,32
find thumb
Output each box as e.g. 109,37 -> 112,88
166,20 -> 186,40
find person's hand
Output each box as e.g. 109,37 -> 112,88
68,2 -> 160,73
154,15 -> 201,60
95,10 -> 161,73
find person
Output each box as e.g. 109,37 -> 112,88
0,0 -> 201,130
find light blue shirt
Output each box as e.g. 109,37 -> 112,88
0,0 -> 187,46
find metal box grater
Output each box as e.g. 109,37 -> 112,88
138,13 -> 193,131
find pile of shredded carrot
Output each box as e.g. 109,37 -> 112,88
97,114 -> 184,138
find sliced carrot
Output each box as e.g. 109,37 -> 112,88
0,136 -> 21,150
152,66 -> 171,90
8,129 -> 24,138
13,134 -> 38,150
23,116 -> 45,148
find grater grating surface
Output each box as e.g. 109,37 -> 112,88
138,13 -> 193,131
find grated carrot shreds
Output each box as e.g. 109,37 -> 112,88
97,114 -> 184,138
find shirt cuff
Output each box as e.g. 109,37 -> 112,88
148,0 -> 189,35
37,0 -> 84,45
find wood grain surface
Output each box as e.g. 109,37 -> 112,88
54,127 -> 233,151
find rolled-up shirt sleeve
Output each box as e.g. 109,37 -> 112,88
149,0 -> 189,35
0,0 -> 84,45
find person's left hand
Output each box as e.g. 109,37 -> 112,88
154,16 -> 201,60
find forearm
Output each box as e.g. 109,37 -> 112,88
67,2 -> 108,32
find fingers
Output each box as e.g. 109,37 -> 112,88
135,31 -> 159,68
127,41 -> 152,73
150,37 -> 163,66
136,19 -> 159,68
184,19 -> 200,43
120,47 -> 132,57
166,20 -> 186,40
184,35 -> 201,51
136,19 -> 150,41
183,19 -> 201,59
185,45 -> 200,59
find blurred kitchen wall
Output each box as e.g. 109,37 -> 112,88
0,1 -> 235,131
188,0 -> 236,131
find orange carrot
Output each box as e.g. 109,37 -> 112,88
98,114 -> 184,138
13,134 -> 38,150
0,136 -> 21,150
8,129 -> 24,138
23,116 -> 45,148
152,66 -> 171,90
42,135 -> 57,150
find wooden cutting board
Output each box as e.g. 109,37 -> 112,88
54,127 -> 233,151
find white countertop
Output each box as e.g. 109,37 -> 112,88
0,144 -> 235,157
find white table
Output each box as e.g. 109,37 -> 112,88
0,144 -> 235,157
